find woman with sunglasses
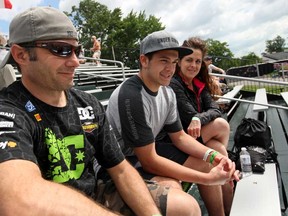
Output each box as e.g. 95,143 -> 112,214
169,37 -> 233,215
0,7 -> 163,216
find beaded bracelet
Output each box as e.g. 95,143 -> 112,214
203,149 -> 214,162
209,151 -> 219,164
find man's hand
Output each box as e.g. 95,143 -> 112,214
206,158 -> 231,185
213,154 -> 232,169
207,156 -> 240,185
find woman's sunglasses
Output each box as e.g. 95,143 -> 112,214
21,41 -> 82,58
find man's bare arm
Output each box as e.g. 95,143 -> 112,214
108,160 -> 161,216
0,160 -> 120,216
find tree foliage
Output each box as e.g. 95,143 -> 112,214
265,35 -> 286,53
205,38 -> 234,70
241,52 -> 262,64
64,0 -> 287,70
204,39 -> 264,69
65,0 -> 164,68
110,11 -> 164,67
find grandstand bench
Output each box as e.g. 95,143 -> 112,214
253,88 -> 269,121
280,91 -> 288,106
216,84 -> 244,105
230,163 -> 281,216
85,88 -> 114,109
230,88 -> 281,216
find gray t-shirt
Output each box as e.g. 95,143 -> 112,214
106,75 -> 182,164
0,64 -> 16,90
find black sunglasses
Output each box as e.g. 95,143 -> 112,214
22,42 -> 82,58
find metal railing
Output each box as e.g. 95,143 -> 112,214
211,72 -> 288,110
211,72 -> 288,95
80,57 -> 126,81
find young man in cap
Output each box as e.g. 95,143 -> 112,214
0,7 -> 164,216
106,30 -> 240,216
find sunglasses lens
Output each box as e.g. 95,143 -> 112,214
35,42 -> 81,58
51,44 -> 73,57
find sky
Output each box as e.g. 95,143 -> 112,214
0,0 -> 288,57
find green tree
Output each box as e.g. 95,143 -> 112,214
240,52 -> 262,65
108,11 -> 164,67
205,38 -> 234,70
65,0 -> 121,56
65,0 -> 164,68
265,35 -> 286,53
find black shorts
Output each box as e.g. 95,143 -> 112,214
138,140 -> 189,180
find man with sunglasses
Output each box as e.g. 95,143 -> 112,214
0,7 -> 163,216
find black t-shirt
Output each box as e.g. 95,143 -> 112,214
0,81 -> 124,198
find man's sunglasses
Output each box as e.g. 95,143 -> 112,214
21,42 -> 82,58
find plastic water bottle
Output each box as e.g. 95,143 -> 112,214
240,147 -> 253,178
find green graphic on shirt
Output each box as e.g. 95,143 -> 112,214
45,128 -> 85,183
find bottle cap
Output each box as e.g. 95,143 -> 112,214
241,147 -> 247,151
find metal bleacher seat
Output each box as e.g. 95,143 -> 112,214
230,88 -> 282,216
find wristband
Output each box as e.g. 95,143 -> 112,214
209,151 -> 219,164
192,117 -> 200,121
203,149 -> 214,162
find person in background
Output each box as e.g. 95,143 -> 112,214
204,55 -> 229,95
106,30 -> 240,216
78,45 -> 87,64
0,35 -> 16,90
204,55 -> 227,83
169,36 -> 233,215
0,7 -> 163,216
204,55 -> 225,75
90,35 -> 101,66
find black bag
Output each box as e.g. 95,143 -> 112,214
234,118 -> 272,151
233,118 -> 272,173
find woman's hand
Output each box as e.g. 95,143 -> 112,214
187,117 -> 201,138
